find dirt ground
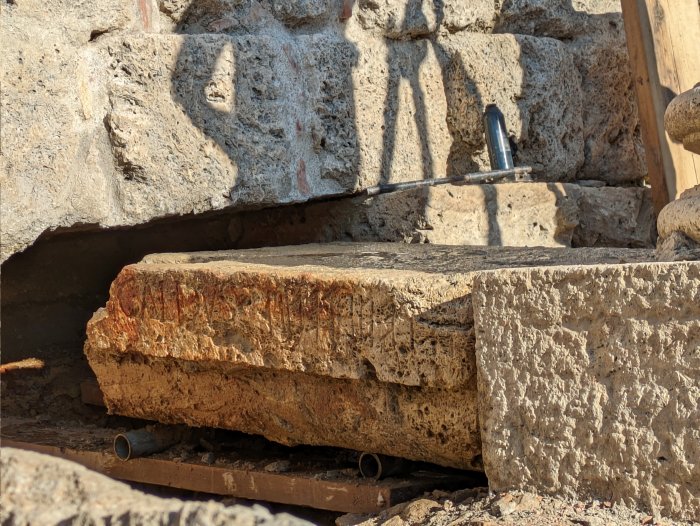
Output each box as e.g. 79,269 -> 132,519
1,356 -> 696,526
2,446 -> 696,526
338,488 -> 698,526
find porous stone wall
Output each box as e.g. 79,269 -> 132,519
1,0 -> 648,262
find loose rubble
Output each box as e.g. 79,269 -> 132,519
338,488 -> 695,526
0,447 -> 312,526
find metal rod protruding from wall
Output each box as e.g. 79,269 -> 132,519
483,104 -> 515,171
362,166 -> 531,197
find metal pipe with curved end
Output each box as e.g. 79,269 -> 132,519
114,426 -> 183,461
358,453 -> 411,480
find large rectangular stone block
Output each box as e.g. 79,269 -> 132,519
473,261 -> 700,521
224,183 -> 655,250
85,243 -> 653,468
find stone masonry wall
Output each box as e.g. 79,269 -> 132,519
1,0 -> 647,261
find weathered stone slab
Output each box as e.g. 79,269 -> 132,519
86,244 -> 653,467
225,183 -> 655,249
473,261 -> 700,521
86,244 -> 653,388
86,352 -> 482,469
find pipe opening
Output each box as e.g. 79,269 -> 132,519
114,434 -> 132,461
359,452 -> 382,480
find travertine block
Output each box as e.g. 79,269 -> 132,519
474,261 -> 700,521
86,243 -> 652,467
224,183 -> 655,250
665,84 -> 700,155
86,352 -> 482,468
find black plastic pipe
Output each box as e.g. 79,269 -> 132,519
483,104 -> 515,171
358,453 -> 411,480
114,426 -> 182,461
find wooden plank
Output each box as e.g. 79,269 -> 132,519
1,420 -> 477,514
620,0 -> 700,206
2,439 -> 396,512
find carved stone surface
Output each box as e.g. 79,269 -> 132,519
85,243 -> 653,467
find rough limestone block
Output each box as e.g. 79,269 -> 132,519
346,34 -> 452,189
573,186 -> 655,248
567,15 -> 646,184
271,0 -> 332,27
85,243 -> 653,467
658,185 -> 700,245
100,32 -> 358,211
437,33 -> 583,181
343,31 -> 584,187
665,85 -> 700,155
493,3 -> 646,184
354,0 -> 442,39
441,0 -> 496,33
225,184 -> 654,250
494,0 -> 620,38
0,0 -> 155,262
474,261 -> 700,522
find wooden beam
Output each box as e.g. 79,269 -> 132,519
2,439 -> 399,513
1,419 -> 478,514
621,0 -> 700,209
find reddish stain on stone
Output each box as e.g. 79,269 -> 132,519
340,0 -> 355,21
296,159 -> 310,195
296,119 -> 303,135
137,0 -> 152,30
282,44 -> 299,72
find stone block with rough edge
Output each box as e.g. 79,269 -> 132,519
1,0 -> 647,262
665,85 -> 700,155
85,243 -> 653,468
224,183 -> 655,250
473,261 -> 700,522
658,185 -> 700,245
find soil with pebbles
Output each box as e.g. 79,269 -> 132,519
337,488 -> 698,526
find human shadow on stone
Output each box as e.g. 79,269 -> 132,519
379,1 -> 435,184
170,0 -> 360,208
376,0 -> 502,245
